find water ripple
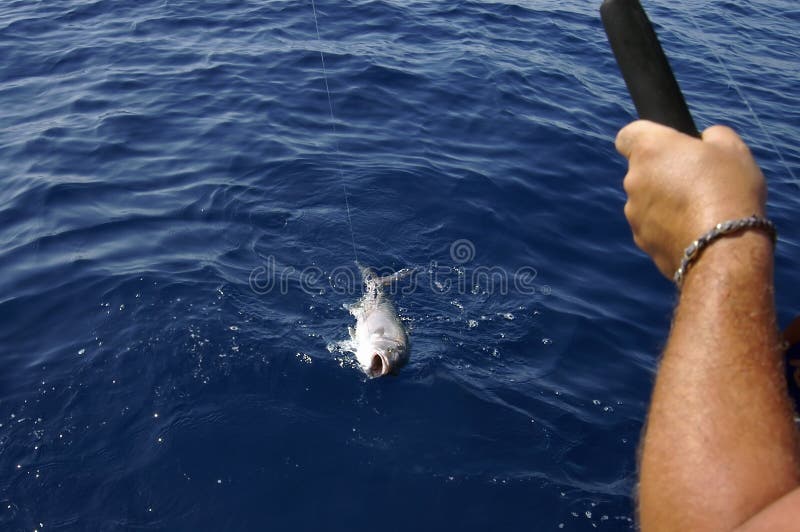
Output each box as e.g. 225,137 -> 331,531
1,0 -> 797,529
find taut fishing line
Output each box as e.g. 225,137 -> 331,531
682,13 -> 799,190
310,0 -> 360,265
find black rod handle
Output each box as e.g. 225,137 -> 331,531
600,0 -> 700,137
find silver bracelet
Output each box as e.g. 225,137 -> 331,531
673,215 -> 777,289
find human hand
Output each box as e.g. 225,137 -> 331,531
615,120 -> 767,278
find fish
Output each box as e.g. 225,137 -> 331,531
347,266 -> 412,378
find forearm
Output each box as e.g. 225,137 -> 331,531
638,231 -> 800,531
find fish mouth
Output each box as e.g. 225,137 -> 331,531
368,352 -> 390,378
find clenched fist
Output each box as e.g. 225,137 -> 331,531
615,120 -> 767,278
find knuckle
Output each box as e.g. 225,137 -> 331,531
623,200 -> 634,220
622,171 -> 641,196
616,120 -> 651,158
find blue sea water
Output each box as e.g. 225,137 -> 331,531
1,0 -> 798,530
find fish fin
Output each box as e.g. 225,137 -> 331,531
376,267 -> 417,286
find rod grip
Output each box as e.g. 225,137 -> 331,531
600,0 -> 700,137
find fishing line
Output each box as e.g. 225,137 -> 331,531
310,0 -> 360,264
682,13 -> 799,190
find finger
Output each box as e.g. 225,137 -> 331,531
623,200 -> 635,223
622,170 -> 640,196
615,120 -> 649,159
615,120 -> 680,159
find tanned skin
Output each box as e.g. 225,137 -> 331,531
615,120 -> 800,531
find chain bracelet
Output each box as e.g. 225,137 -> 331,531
673,215 -> 777,289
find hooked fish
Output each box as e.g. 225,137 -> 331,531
347,267 -> 412,378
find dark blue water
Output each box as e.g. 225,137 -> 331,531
1,1 -> 798,530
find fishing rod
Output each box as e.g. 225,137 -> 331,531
600,0 -> 699,137
600,0 -> 800,411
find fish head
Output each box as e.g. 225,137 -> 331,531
366,338 -> 408,378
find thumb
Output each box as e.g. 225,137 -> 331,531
702,125 -> 750,155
